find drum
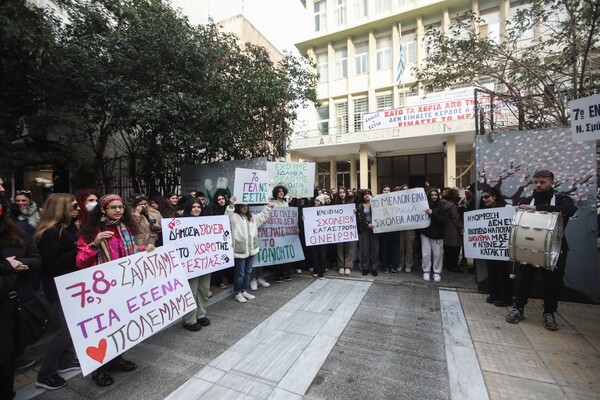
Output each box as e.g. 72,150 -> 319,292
508,209 -> 563,270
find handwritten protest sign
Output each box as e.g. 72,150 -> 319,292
162,215 -> 234,279
250,206 -> 305,266
55,245 -> 195,376
267,162 -> 315,198
463,207 -> 516,260
371,188 -> 431,233
303,204 -> 358,246
233,168 -> 269,204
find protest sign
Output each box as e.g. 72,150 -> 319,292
267,162 -> 315,198
371,188 -> 431,233
55,245 -> 195,376
570,93 -> 600,142
463,207 -> 516,260
233,168 -> 269,204
162,215 -> 234,279
250,206 -> 305,266
303,204 -> 358,246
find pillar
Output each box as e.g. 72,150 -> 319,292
444,135 -> 456,187
359,144 -> 369,189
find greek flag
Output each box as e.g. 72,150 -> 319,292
396,40 -> 405,86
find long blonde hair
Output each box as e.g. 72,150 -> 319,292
34,193 -> 76,243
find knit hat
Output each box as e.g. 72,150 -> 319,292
99,194 -> 124,210
315,194 -> 327,205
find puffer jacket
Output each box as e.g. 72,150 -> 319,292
226,205 -> 271,258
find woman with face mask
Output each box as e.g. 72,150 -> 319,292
74,189 -> 101,226
34,194 -> 81,390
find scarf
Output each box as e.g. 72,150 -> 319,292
96,220 -> 137,264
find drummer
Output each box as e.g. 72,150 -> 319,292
505,170 -> 577,330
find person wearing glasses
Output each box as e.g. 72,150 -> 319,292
478,187 -> 512,307
130,194 -> 162,247
76,194 -> 151,386
506,170 -> 577,331
14,190 -> 41,229
34,194 -> 81,390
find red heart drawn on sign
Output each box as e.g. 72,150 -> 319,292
86,338 -> 107,364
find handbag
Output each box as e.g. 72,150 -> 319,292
10,291 -> 48,347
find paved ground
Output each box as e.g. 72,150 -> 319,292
14,267 -> 600,399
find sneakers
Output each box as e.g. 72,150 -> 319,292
485,295 -> 497,304
36,374 -> 67,390
242,291 -> 255,300
433,273 -> 441,283
543,312 -> 559,330
312,273 -> 318,278
282,272 -> 292,281
208,290 -> 213,298
296,269 -> 302,274
16,359 -> 36,370
506,307 -> 524,323
250,279 -> 258,291
198,317 -> 211,326
391,268 -> 398,273
371,270 -> 378,277
361,269 -> 369,276
183,322 -> 202,331
423,273 -> 431,282
382,267 -> 389,274
405,267 -> 412,273
234,292 -> 247,303
273,273 -> 283,283
338,268 -> 344,275
257,277 -> 270,287
344,268 -> 351,275
309,267 -> 314,272
57,361 -> 81,373
317,274 -> 325,280
218,283 -> 228,289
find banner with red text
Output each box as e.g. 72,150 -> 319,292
55,245 -> 195,376
463,207 -> 516,260
161,215 -> 234,279
303,204 -> 358,246
250,206 -> 305,266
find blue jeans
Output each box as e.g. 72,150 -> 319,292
234,256 -> 255,294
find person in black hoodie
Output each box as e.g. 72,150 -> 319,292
506,170 -> 577,331
34,194 -> 81,390
419,188 -> 447,283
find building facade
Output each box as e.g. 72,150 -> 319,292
291,0 -> 524,193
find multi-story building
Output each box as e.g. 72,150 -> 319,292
291,0 -> 519,193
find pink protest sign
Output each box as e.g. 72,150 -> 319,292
55,245 -> 195,376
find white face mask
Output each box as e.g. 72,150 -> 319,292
86,201 -> 98,212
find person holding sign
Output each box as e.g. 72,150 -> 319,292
76,194 -> 150,387
335,187 -> 354,275
226,196 -> 273,303
506,170 -> 577,330
478,187 -> 513,307
419,188 -> 448,282
356,189 -> 379,276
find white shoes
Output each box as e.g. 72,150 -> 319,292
433,273 -> 441,283
405,267 -> 412,273
242,291 -> 255,300
296,269 -> 302,274
257,277 -> 270,287
423,273 -> 431,282
250,278 -> 258,291
344,268 -> 351,275
309,268 -> 314,272
338,268 -> 344,275
234,292 -> 247,303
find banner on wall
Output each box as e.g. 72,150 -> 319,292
55,245 -> 195,376
303,204 -> 358,246
371,188 -> 431,233
161,215 -> 234,279
251,206 -> 304,266
463,207 -> 516,260
233,168 -> 269,204
267,162 -> 315,198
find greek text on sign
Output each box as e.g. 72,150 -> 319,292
267,162 -> 315,198
570,93 -> 600,142
55,245 -> 195,376
251,206 -> 305,266
161,215 -> 234,279
233,168 -> 269,204
463,207 -> 516,260
371,188 -> 431,233
303,204 -> 358,246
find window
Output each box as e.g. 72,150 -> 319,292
376,35 -> 392,70
335,102 -> 348,134
335,46 -> 348,79
376,94 -> 393,110
424,22 -> 441,58
314,0 -> 327,32
354,42 -> 369,75
353,97 -> 368,131
317,105 -> 329,134
335,0 -> 346,25
401,30 -> 417,64
354,0 -> 368,19
375,0 -> 391,13
398,0 -> 415,6
316,52 -> 328,83
479,7 -> 500,43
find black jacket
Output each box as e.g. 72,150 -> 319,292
1,233 -> 42,303
419,203 -> 448,240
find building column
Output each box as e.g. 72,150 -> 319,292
287,151 -> 299,162
444,135 -> 456,187
350,154 -> 357,189
359,144 -> 369,189
370,157 -> 378,194
329,157 -> 337,190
